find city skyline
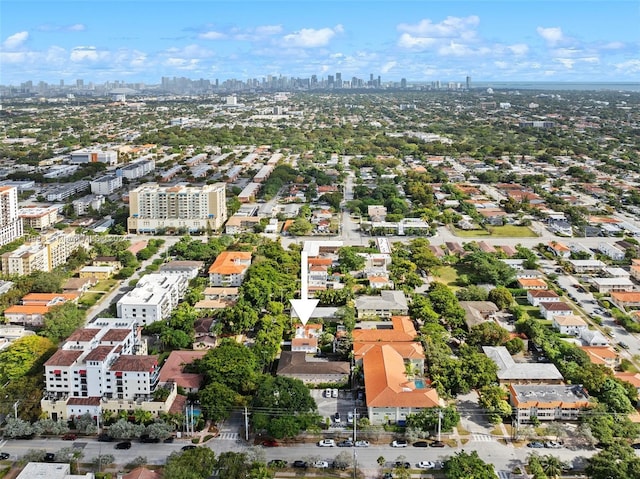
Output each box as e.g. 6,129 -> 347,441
1,1 -> 639,85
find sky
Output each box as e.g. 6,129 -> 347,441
1,0 -> 639,85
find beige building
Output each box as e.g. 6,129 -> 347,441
0,231 -> 87,275
19,205 -> 60,231
0,186 -> 24,247
127,182 -> 227,234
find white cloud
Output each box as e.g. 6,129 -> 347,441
615,59 -> 640,73
381,61 -> 396,73
397,33 -> 437,50
554,58 -> 575,69
508,44 -> 529,56
3,31 -> 29,50
70,46 -> 100,62
254,25 -> 283,36
398,16 -> 479,37
537,26 -> 564,46
282,25 -> 343,48
199,31 -> 226,40
67,24 -> 86,32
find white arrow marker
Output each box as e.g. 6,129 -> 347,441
290,251 -> 319,325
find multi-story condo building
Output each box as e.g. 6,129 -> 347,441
41,317 -> 177,421
208,251 -> 252,286
90,175 -> 123,195
116,273 -> 189,326
72,194 -> 105,216
0,186 -> 24,247
18,205 -> 60,231
46,181 -> 90,202
0,231 -> 88,275
127,183 -> 227,234
117,159 -> 155,180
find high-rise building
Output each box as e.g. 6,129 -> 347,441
76,79 -> 84,89
0,186 -> 23,247
466,76 -> 471,90
335,72 -> 342,88
400,78 -> 407,89
127,182 -> 227,234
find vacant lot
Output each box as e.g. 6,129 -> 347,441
453,225 -> 537,238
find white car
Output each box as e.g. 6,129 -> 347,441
334,412 -> 341,423
355,440 -> 370,447
347,411 -> 354,424
314,460 -> 330,468
324,388 -> 332,397
417,461 -> 436,469
391,440 -> 408,448
331,388 -> 338,398
318,439 -> 335,447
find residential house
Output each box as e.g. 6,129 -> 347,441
552,315 -> 588,336
527,289 -> 560,307
79,265 -> 116,280
368,205 -> 387,222
598,242 -> 626,261
483,346 -> 564,384
508,384 -> 591,423
610,291 -> 640,311
580,346 -> 619,368
159,260 -> 203,280
194,287 -> 239,310
458,301 -> 499,329
590,277 -> 635,294
539,301 -> 573,320
580,329 -> 610,347
291,323 -> 322,353
158,350 -> 207,393
368,275 -> 393,289
615,372 -> 640,406
277,351 -> 350,384
568,259 -> 606,274
208,251 -> 252,287
516,269 -> 543,279
355,290 -> 409,319
517,278 -> 548,290
548,241 -> 571,258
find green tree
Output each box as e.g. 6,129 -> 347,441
487,286 -> 514,310
197,340 -> 260,395
337,246 -> 366,273
478,385 -> 512,424
443,450 -> 495,479
164,447 -> 217,479
540,454 -> 564,479
406,406 -> 460,433
3,417 -> 34,438
108,418 -> 144,439
41,303 -> 86,343
0,335 -> 55,383
586,442 -> 640,479
199,381 -> 242,422
467,322 -> 510,347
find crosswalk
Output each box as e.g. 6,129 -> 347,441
0,440 -> 6,448
471,433 -> 494,442
215,432 -> 240,440
497,471 -> 510,479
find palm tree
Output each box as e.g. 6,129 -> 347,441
540,454 -> 564,479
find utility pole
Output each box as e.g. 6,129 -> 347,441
244,406 -> 249,441
353,407 -> 357,479
13,400 -> 19,419
437,409 -> 442,442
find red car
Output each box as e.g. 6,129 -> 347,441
62,434 -> 77,441
261,439 -> 280,447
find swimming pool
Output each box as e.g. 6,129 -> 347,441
414,379 -> 426,389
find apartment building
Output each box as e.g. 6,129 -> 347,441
90,175 -> 123,195
117,159 -> 155,180
0,186 -> 24,247
70,148 -> 118,165
127,183 -> 227,234
509,384 -> 591,423
18,205 -> 59,231
40,317 -> 177,421
208,251 -> 252,286
117,273 -> 188,326
72,194 -> 105,216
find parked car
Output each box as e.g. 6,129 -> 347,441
97,434 -> 113,442
334,412 -> 341,423
181,445 -> 197,451
430,440 -> 446,448
293,460 -> 308,468
355,440 -> 370,447
267,459 -> 287,468
527,442 -> 545,448
631,443 -> 640,449
261,439 -> 280,447
325,388 -> 332,397
338,440 -> 354,447
140,435 -> 159,443
62,433 -> 77,441
0,453 -> 10,460
347,411 -> 354,424
163,437 -> 174,443
314,460 -> 330,468
332,388 -> 339,398
413,441 -> 430,447
44,453 -> 56,462
545,441 -> 563,448
318,439 -> 335,447
391,440 -> 408,448
395,461 -> 410,468
417,461 -> 436,469
619,341 -> 630,349
115,441 -> 132,450
383,474 -> 393,479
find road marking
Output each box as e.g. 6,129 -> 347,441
215,432 -> 239,440
0,440 -> 6,448
497,471 -> 510,479
471,433 -> 494,442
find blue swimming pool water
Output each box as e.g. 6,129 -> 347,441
414,379 -> 426,389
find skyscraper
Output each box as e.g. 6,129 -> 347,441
0,186 -> 24,247
466,76 -> 471,90
335,72 -> 342,88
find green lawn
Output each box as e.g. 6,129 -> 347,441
453,225 -> 537,238
93,279 -> 117,292
433,266 -> 459,287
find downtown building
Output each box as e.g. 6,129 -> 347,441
127,182 -> 227,234
0,186 -> 24,247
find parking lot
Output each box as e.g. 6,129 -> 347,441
311,388 -> 360,429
